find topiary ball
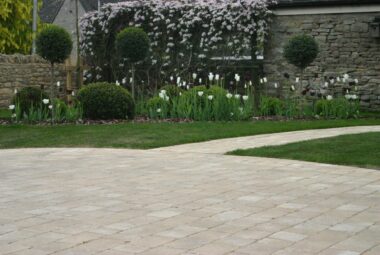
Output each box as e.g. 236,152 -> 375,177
36,25 -> 73,64
283,34 -> 319,70
12,87 -> 49,115
77,82 -> 135,120
116,27 -> 150,63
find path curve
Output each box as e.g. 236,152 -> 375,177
152,125 -> 380,154
1,126 -> 380,255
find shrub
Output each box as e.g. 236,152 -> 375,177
12,87 -> 49,115
259,96 -> 284,116
160,85 -> 183,98
116,27 -> 150,63
315,98 -> 359,119
283,34 -> 319,70
36,25 -> 73,64
78,82 -> 134,120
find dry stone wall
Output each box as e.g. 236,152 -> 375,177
264,12 -> 380,110
0,54 -> 66,107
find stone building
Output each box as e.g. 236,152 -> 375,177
39,0 -> 124,63
265,0 -> 380,110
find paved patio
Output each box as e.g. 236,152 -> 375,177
0,126 -> 380,255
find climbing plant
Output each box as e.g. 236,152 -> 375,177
80,0 -> 276,86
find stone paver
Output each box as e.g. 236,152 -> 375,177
0,126 -> 379,254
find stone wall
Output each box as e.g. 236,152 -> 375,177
0,54 -> 66,107
264,12 -> 380,110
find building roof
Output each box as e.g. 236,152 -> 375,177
39,0 -> 65,23
276,0 -> 380,8
39,0 -> 126,23
39,0 -> 380,23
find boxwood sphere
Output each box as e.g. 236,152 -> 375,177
36,25 -> 73,64
78,83 -> 135,120
116,27 -> 150,63
283,34 -> 319,70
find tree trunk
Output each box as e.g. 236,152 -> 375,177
131,64 -> 136,100
50,63 -> 55,124
250,32 -> 261,112
75,0 -> 81,89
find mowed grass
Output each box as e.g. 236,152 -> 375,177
230,132 -> 380,170
0,119 -> 380,149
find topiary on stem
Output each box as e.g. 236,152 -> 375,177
116,27 -> 150,99
36,25 -> 72,123
283,34 -> 318,93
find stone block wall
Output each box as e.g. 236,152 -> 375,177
264,12 -> 380,110
0,54 -> 66,107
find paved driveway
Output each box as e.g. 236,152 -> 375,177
0,127 -> 380,255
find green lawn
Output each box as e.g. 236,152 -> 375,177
0,119 -> 380,149
229,132 -> 380,169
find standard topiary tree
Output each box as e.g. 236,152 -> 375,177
283,34 -> 318,93
36,25 -> 72,122
115,27 -> 150,99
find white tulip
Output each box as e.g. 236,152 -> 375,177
337,77 -> 341,82
249,81 -> 252,86
57,81 -> 61,87
208,73 -> 214,81
354,79 -> 359,84
14,88 -> 18,94
345,94 -> 351,100
352,94 -> 358,100
129,77 -> 133,83
234,94 -> 240,99
242,95 -> 249,101
208,95 -> 213,100
9,105 -> 15,110
177,77 -> 181,84
263,77 -> 267,83
165,96 -> 170,101
11,113 -> 16,118
199,78 -> 202,84
156,108 -> 161,113
295,77 -> 300,83
226,93 -> 233,99
260,78 -> 263,84
197,91 -> 204,97
192,73 -> 197,80
122,77 -> 127,84
344,73 -> 349,79
115,80 -> 120,86
42,99 -> 49,104
71,91 -> 75,96
48,105 -> 53,109
215,74 -> 220,81
274,83 -> 278,88
291,85 -> 295,91
234,74 -> 240,82
170,76 -> 174,81
326,95 -> 333,101
324,82 -> 329,87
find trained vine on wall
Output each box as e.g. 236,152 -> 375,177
80,0 -> 276,89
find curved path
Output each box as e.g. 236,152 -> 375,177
0,126 -> 379,255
